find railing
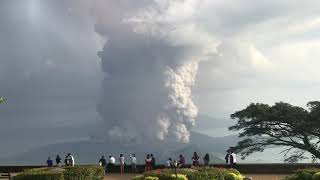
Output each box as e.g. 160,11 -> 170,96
1,163 -> 320,174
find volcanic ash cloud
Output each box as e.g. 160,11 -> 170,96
94,0 -> 216,143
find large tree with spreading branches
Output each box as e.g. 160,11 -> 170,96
229,101 -> 320,163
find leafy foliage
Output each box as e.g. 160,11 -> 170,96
230,101 -> 320,162
14,166 -> 104,180
64,166 -> 104,180
0,97 -> 5,104
283,168 -> 320,180
139,167 -> 242,180
13,168 -> 64,180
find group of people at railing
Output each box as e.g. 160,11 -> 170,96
45,150 -> 237,174
46,153 -> 75,167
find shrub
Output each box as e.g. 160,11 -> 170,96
172,174 -> 188,180
14,166 -> 104,180
313,172 -> 320,180
64,166 -> 104,180
144,177 -> 159,180
143,167 -> 243,180
283,171 -> 313,180
13,169 -> 64,180
132,175 -> 145,180
225,173 -> 243,180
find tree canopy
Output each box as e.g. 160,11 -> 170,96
229,101 -> 320,163
0,96 -> 4,104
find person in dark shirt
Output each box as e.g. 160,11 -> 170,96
55,155 -> 61,167
99,155 -> 107,173
204,153 -> 210,166
151,154 -> 155,170
46,157 -> 53,167
225,150 -> 231,164
178,154 -> 186,168
64,155 -> 69,166
192,152 -> 200,166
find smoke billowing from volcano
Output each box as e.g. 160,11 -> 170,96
94,0 -> 216,143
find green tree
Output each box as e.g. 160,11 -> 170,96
229,101 -> 320,163
0,96 -> 4,104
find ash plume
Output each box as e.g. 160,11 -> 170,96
94,0 -> 216,143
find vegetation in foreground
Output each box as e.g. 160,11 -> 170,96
13,166 -> 104,180
283,168 -> 320,180
133,167 -> 244,180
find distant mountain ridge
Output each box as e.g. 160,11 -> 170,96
0,131 -> 239,165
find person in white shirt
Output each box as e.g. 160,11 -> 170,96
130,154 -> 137,173
107,156 -> 115,172
230,151 -> 237,167
165,158 -> 172,168
119,154 -> 125,174
66,153 -> 75,167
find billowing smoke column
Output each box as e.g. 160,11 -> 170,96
94,0 -> 216,143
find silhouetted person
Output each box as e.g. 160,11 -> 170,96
145,154 -> 152,172
55,155 -> 61,167
130,154 -> 137,173
46,157 -> 53,167
225,150 -> 231,164
192,152 -> 200,166
151,154 -> 155,170
178,154 -> 185,168
119,154 -> 125,174
64,155 -> 69,166
66,153 -> 75,167
99,155 -> 107,172
204,153 -> 210,166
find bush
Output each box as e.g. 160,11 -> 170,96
140,167 -> 244,180
14,166 -> 104,180
144,177 -> 159,180
225,173 -> 243,180
13,169 -> 64,180
313,172 -> 320,180
132,175 -> 145,180
283,168 -> 320,180
64,166 -> 104,180
172,174 -> 188,180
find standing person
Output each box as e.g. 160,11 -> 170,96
165,158 -> 172,168
178,154 -> 185,168
64,155 -> 70,166
46,157 -> 53,167
192,152 -> 200,166
99,156 -> 107,173
130,154 -> 137,173
230,151 -> 237,167
67,153 -> 75,167
119,154 -> 125,174
108,155 -> 116,172
204,153 -> 210,166
145,154 -> 152,172
225,150 -> 231,164
55,155 -> 61,167
151,154 -> 156,170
